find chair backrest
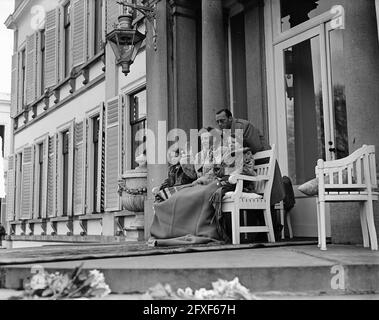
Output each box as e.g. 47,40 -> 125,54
316,145 -> 377,192
252,145 -> 276,202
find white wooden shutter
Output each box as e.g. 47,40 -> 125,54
106,0 -> 121,35
25,33 -> 37,105
56,133 -> 62,216
41,137 -> 49,218
105,96 -> 122,212
10,53 -> 19,118
18,52 -> 24,112
45,9 -> 59,88
97,103 -> 106,213
47,135 -> 57,217
21,146 -> 34,220
72,0 -> 88,67
73,121 -> 85,215
6,155 -> 16,222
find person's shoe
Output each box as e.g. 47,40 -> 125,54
274,224 -> 284,241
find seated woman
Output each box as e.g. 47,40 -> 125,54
154,146 -> 197,203
149,129 -> 256,246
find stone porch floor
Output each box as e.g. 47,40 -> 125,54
1,244 -> 379,299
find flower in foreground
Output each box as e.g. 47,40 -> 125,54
145,277 -> 255,300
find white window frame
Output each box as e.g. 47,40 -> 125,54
122,76 -> 146,171
59,0 -> 72,81
33,133 -> 49,219
14,146 -> 26,221
85,106 -> 103,214
56,119 -> 75,217
271,0 -> 340,43
36,29 -> 46,99
18,44 -> 27,111
88,0 -> 105,59
264,0 -> 346,174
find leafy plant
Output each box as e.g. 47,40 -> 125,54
20,264 -> 111,300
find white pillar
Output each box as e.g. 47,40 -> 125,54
202,0 -> 227,128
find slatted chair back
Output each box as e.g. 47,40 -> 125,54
315,145 -> 378,251
316,145 -> 377,193
251,146 -> 276,202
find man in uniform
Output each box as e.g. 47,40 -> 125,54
216,109 -> 286,240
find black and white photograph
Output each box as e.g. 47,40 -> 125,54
0,0 -> 378,309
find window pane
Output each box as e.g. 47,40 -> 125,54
38,143 -> 44,218
131,90 -> 147,122
64,3 -> 71,25
329,28 -> 348,159
281,0 -> 338,32
284,36 -> 325,185
94,0 -> 103,55
62,131 -> 70,216
93,116 -> 100,211
40,30 -> 45,95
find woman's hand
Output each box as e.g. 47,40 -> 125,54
192,176 -> 210,186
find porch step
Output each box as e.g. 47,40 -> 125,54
1,245 -> 378,296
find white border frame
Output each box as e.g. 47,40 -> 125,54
122,75 -> 146,171
33,133 -> 49,219
56,119 -> 75,217
85,105 -> 103,214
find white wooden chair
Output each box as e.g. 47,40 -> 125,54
221,145 -> 277,244
316,145 -> 378,251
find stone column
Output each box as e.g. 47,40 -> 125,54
202,0 -> 227,128
169,0 -> 199,134
144,0 -> 170,240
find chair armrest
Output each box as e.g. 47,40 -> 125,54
229,174 -> 270,184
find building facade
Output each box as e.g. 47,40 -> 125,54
5,0 -> 379,247
0,93 -> 11,227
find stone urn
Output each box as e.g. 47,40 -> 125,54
118,155 -> 147,229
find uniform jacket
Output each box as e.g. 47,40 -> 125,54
231,118 -> 285,205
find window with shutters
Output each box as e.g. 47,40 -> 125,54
62,130 -> 70,216
57,121 -> 74,217
73,121 -> 85,216
21,146 -> 34,220
94,0 -> 104,55
105,96 -> 123,211
36,143 -> 44,218
45,8 -> 59,88
20,49 -> 26,109
85,105 -> 105,214
6,155 -> 16,222
25,33 -> 37,105
40,30 -> 46,96
11,53 -> 19,118
130,88 -> 147,170
15,152 -> 23,220
33,136 -> 48,220
64,2 -> 72,78
92,116 -> 100,211
47,136 -> 57,218
72,0 -> 87,67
